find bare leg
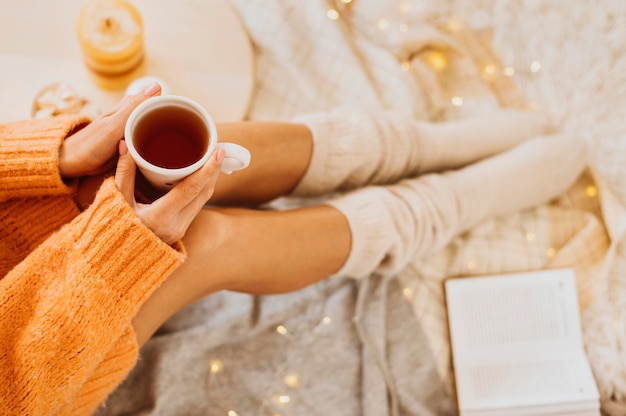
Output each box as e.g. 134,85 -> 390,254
211,122 -> 313,205
132,204 -> 350,346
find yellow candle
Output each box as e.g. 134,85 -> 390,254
76,0 -> 144,87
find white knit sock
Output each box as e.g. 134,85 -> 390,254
290,107 -> 549,197
326,134 -> 588,279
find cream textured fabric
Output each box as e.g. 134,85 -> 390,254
326,133 -> 588,279
229,1 -> 615,405
290,107 -> 549,196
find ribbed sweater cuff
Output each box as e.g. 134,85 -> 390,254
0,116 -> 90,199
69,178 -> 185,310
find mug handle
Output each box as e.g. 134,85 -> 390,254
215,142 -> 251,174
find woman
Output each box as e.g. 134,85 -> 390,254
0,82 -> 586,415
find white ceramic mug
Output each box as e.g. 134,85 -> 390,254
125,95 -> 250,190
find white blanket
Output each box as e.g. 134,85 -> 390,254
230,0 -> 626,411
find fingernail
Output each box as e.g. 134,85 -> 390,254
119,140 -> 128,155
143,82 -> 161,97
216,149 -> 226,164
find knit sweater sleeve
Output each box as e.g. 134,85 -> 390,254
0,116 -> 89,201
0,178 -> 185,415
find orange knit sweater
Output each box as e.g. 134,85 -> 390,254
0,116 -> 185,415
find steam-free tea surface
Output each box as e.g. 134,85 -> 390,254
134,107 -> 208,169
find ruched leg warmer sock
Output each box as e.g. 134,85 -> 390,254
290,107 -> 549,197
325,134 -> 588,278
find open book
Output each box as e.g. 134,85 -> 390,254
445,268 -> 600,416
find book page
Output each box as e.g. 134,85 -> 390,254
454,351 -> 599,410
445,269 -> 599,412
446,269 -> 581,361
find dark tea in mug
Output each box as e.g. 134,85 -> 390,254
133,106 -> 208,169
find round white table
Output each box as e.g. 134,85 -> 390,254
0,0 -> 254,122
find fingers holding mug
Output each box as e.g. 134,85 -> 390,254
114,140 -> 138,207
168,148 -> 225,217
138,148 -> 225,244
119,94 -> 250,243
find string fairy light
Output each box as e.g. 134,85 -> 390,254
530,60 -> 542,73
586,185 -> 598,198
451,96 -> 463,106
326,8 -> 339,20
209,359 -> 223,374
445,15 -> 464,32
376,18 -> 391,31
284,373 -> 300,388
503,66 -> 516,76
402,287 -> 414,299
422,50 -> 448,72
483,63 -> 497,77
275,395 -> 291,405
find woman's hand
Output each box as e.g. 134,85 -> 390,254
114,140 -> 225,244
58,82 -> 161,178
